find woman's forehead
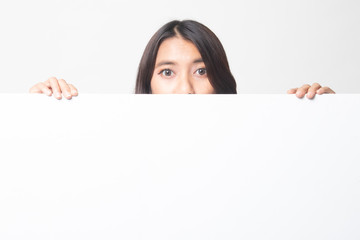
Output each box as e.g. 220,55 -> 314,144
156,37 -> 202,64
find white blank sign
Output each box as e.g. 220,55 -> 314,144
0,94 -> 359,240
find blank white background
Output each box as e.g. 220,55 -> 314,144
0,0 -> 359,93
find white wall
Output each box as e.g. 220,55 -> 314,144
1,94 -> 360,239
0,0 -> 359,93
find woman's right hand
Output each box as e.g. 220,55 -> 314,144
29,77 -> 78,100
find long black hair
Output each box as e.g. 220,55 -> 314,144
135,20 -> 237,94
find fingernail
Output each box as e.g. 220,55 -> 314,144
55,92 -> 61,99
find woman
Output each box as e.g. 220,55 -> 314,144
29,20 -> 335,98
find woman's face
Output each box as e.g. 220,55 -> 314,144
150,37 -> 215,94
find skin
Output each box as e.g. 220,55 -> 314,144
29,77 -> 78,100
151,37 -> 214,94
29,37 -> 335,98
287,83 -> 335,99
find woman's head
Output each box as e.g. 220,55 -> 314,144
135,20 -> 237,94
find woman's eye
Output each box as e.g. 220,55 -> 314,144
160,69 -> 173,77
196,68 -> 207,75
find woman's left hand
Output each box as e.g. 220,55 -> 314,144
287,83 -> 335,99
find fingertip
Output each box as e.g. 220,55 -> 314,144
71,90 -> 78,96
296,91 -> 304,98
64,92 -> 72,100
306,92 -> 315,99
68,84 -> 78,96
323,87 -> 335,94
317,89 -> 324,95
54,92 -> 62,100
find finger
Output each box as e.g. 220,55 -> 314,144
307,82 -> 322,99
296,84 -> 311,98
68,84 -> 78,96
29,82 -> 53,96
48,77 -> 62,99
317,86 -> 336,95
287,88 -> 297,94
44,79 -> 51,88
58,79 -> 72,99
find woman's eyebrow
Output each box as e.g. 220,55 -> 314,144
155,58 -> 204,68
193,58 -> 204,63
155,61 -> 176,68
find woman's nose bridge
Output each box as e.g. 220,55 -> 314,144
176,72 -> 194,93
